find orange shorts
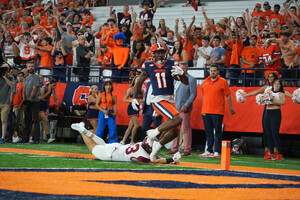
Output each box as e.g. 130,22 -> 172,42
152,101 -> 180,131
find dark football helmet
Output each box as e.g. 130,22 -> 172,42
142,136 -> 154,154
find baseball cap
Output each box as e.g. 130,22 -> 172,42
100,43 -> 107,48
124,4 -> 129,8
194,27 -> 202,31
250,34 -> 258,39
66,22 -> 72,27
69,2 -> 74,6
263,1 -> 270,6
255,3 -> 261,8
167,30 -> 174,35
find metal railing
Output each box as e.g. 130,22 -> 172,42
36,66 -> 300,87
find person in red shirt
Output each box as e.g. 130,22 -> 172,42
259,33 -> 281,79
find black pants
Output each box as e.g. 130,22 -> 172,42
24,101 -> 40,143
262,105 -> 268,148
264,109 -> 282,154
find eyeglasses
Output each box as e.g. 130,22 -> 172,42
77,34 -> 83,36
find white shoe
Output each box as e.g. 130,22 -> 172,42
47,138 -> 55,143
79,122 -> 85,127
198,151 -> 213,158
71,123 -> 86,134
29,136 -> 33,143
213,152 -> 220,158
12,136 -> 21,143
171,152 -> 181,164
146,129 -> 159,139
120,141 -> 125,145
150,152 -> 156,162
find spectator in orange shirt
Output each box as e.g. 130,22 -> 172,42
199,64 -> 235,158
229,23 -> 244,86
105,32 -> 130,83
18,22 -> 30,36
6,20 -> 19,38
97,43 -> 112,82
251,3 -> 266,30
171,40 -> 188,63
241,35 -> 261,86
12,71 -> 25,142
263,2 -> 274,19
27,37 -> 54,79
33,0 -> 45,16
129,41 -> 146,81
270,4 -> 285,26
269,18 -> 281,37
175,18 -> 195,67
100,18 -> 119,44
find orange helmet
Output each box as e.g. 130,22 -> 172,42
151,43 -> 167,52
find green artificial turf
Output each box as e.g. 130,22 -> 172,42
0,142 -> 299,171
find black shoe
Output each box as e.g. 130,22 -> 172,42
20,139 -> 29,144
31,141 -> 39,145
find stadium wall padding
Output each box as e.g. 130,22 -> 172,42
50,83 -> 300,135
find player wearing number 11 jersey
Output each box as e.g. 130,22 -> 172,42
132,43 -> 189,162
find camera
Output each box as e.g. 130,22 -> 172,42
0,66 -> 8,77
107,110 -> 114,117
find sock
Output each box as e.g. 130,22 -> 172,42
92,135 -> 106,145
152,142 -> 163,155
83,129 -> 92,137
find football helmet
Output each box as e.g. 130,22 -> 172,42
142,136 -> 155,154
151,43 -> 167,63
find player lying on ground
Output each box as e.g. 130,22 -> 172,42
71,122 -> 181,164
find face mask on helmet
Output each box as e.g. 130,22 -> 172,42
154,49 -> 167,63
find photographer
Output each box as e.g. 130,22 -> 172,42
23,62 -> 41,144
0,63 -> 15,144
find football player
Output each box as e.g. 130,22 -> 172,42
71,122 -> 181,164
131,43 -> 189,162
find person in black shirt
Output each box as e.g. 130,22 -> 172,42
76,35 -> 94,82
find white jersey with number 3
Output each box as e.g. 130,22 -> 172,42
92,142 -> 150,163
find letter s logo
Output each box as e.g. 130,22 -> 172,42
72,86 -> 90,106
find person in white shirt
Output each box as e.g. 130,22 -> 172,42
193,36 -> 212,85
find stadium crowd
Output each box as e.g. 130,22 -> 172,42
0,0 -> 299,161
